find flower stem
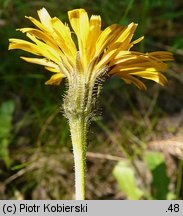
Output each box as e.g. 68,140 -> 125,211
69,116 -> 87,200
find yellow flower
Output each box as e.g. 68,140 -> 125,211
9,8 -> 173,90
8,8 -> 175,200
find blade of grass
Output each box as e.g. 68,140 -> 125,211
176,160 -> 183,199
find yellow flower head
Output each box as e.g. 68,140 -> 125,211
9,8 -> 173,90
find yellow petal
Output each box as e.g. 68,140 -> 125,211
111,65 -> 167,87
37,8 -> 52,30
95,24 -> 122,58
110,51 -> 169,71
9,36 -> 60,64
129,71 -> 167,85
109,49 -> 171,88
116,23 -> 138,49
109,23 -> 138,50
117,73 -> 147,90
129,36 -> 144,49
45,73 -> 64,85
68,9 -> 89,68
148,51 -> 174,61
9,38 -> 40,55
44,66 -> 61,73
26,16 -> 47,32
25,33 -> 60,64
51,17 -> 77,62
20,57 -> 60,70
96,23 -> 140,69
87,15 -> 101,62
18,28 -> 59,49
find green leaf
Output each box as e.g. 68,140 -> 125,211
113,161 -> 143,200
145,151 -> 170,199
145,151 -> 164,170
11,162 -> 31,171
0,100 -> 15,168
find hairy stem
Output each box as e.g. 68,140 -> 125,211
63,69 -> 105,199
69,116 -> 87,200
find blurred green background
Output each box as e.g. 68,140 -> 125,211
0,0 -> 183,200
